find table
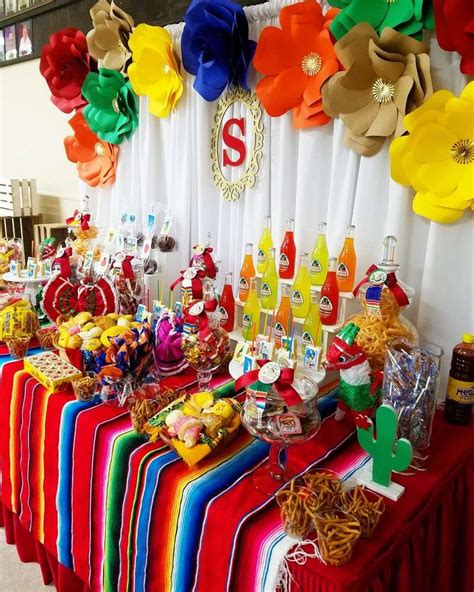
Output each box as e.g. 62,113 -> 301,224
0,361 -> 473,592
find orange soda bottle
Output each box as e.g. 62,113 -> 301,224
239,243 -> 255,302
337,225 -> 357,292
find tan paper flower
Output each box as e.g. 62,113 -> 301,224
322,23 -> 432,156
86,0 -> 134,72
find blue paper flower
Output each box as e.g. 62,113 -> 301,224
181,0 -> 256,101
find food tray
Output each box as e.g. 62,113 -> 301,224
24,351 -> 82,392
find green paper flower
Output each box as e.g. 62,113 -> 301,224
328,0 -> 434,41
82,68 -> 138,145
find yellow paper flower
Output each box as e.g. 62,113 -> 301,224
128,24 -> 183,118
390,82 -> 474,223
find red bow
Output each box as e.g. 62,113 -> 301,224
190,246 -> 217,280
353,265 -> 409,307
66,210 -> 90,231
183,298 -> 218,338
235,359 -> 302,407
170,268 -> 205,300
122,255 -> 134,280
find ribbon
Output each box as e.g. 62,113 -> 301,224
122,255 -> 134,280
66,209 -> 91,231
235,359 -> 302,407
353,264 -> 409,307
183,298 -> 217,338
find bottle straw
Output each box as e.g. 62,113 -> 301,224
268,310 -> 275,341
263,311 -> 269,337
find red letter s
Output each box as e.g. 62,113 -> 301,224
222,117 -> 246,167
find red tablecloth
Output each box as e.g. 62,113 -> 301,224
0,360 -> 473,592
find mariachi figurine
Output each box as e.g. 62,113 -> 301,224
325,323 -> 383,428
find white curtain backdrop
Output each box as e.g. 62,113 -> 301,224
85,0 -> 473,386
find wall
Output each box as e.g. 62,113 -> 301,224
0,57 -> 80,219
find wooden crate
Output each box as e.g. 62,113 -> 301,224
34,223 -> 69,250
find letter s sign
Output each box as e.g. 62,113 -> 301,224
222,117 -> 246,167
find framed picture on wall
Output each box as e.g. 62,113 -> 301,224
17,0 -> 30,9
4,0 -> 16,15
16,18 -> 31,55
4,23 -> 16,59
0,30 -> 5,62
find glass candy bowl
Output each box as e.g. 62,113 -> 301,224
241,368 -> 321,495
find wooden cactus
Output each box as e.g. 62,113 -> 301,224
357,404 -> 412,487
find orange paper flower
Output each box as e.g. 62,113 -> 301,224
253,1 -> 341,128
64,112 -> 119,187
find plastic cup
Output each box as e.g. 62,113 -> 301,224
314,510 -> 361,566
36,327 -> 57,351
303,469 -> 342,512
6,336 -> 30,359
340,487 -> 385,538
72,372 -> 97,401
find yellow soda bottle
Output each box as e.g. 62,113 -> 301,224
260,247 -> 278,310
291,253 -> 310,318
242,277 -> 260,341
310,222 -> 329,286
301,291 -> 322,354
257,216 -> 273,275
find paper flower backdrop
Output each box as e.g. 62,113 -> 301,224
322,23 -> 432,156
64,112 -> 119,187
181,0 -> 256,102
128,24 -> 184,118
390,83 -> 474,224
39,28 -> 91,113
82,68 -> 138,145
434,0 -> 474,76
86,0 -> 134,72
253,1 -> 341,128
328,0 -> 434,41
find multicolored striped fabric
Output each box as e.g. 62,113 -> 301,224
0,360 -> 369,592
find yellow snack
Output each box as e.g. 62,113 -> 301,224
67,335 -> 83,349
58,332 -> 69,348
100,325 -> 129,347
82,338 -> 102,351
95,316 -> 116,330
192,392 -> 214,409
83,322 -> 96,331
182,400 -> 202,417
130,322 -> 142,328
210,399 -> 233,419
73,312 -> 93,325
107,313 -> 119,320
124,315 -> 133,321
117,317 -> 131,327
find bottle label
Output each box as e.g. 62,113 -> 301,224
337,263 -> 349,279
261,282 -> 272,297
446,377 -> 474,404
274,321 -> 286,340
218,306 -> 228,324
257,249 -> 266,265
292,290 -> 304,306
302,331 -> 314,348
279,253 -> 289,272
319,296 -> 333,315
310,259 -> 321,274
239,276 -> 249,293
242,313 -> 253,330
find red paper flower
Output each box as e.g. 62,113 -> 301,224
253,1 -> 341,128
64,112 -> 119,187
434,0 -> 474,75
40,28 -> 91,113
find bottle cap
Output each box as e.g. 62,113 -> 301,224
463,333 -> 474,344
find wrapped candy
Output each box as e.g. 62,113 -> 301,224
154,310 -> 188,377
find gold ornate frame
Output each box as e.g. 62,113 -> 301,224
210,86 -> 264,202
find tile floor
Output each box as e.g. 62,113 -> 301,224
0,529 -> 51,591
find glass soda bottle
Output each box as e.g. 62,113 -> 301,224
239,243 -> 255,303
320,257 -> 339,326
291,253 -> 310,319
218,272 -> 235,332
444,334 -> 474,425
273,283 -> 291,349
337,224 -> 357,292
301,291 -> 322,354
278,218 -> 296,280
257,216 -> 273,275
310,222 -> 329,286
260,247 -> 278,310
242,277 -> 260,341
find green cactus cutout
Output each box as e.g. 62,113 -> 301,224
357,404 -> 413,487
